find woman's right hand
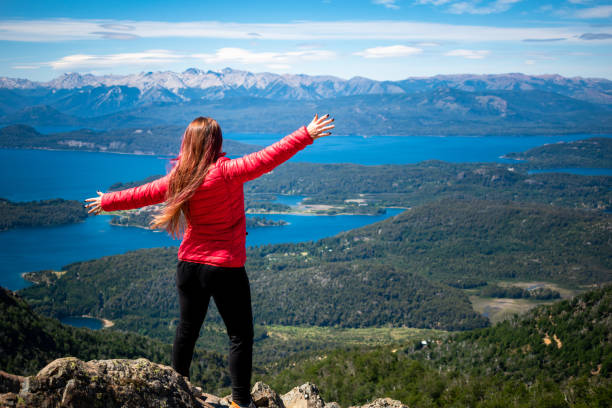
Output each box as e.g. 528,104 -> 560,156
307,114 -> 335,140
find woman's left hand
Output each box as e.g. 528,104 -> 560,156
84,191 -> 104,215
307,114 -> 335,140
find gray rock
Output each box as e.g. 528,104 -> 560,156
251,381 -> 285,408
281,382 -> 325,408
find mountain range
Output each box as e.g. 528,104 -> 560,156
1,68 -> 611,135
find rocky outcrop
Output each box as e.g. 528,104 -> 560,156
252,381 -> 284,408
281,382 -> 326,408
0,357 -> 408,408
0,357 -> 206,408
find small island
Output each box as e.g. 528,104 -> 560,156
0,198 -> 88,231
108,205 -> 288,229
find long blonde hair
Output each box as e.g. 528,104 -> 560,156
151,117 -> 223,238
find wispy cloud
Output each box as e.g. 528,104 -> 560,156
448,0 -> 522,15
445,49 -> 490,59
0,18 -> 597,43
48,50 -> 186,69
89,31 -> 140,40
373,0 -> 400,9
12,65 -> 40,70
99,23 -> 135,31
354,45 -> 423,58
41,48 -> 335,70
195,48 -> 335,65
575,5 -> 612,18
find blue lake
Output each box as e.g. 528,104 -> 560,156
528,168 -> 612,176
227,133 -> 609,165
58,316 -> 104,330
1,133 -> 610,292
2,133 -> 608,202
0,207 -> 404,291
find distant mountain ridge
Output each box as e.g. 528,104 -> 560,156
1,68 -> 611,135
1,68 -> 610,104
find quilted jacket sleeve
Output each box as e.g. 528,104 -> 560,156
220,126 -> 313,183
101,174 -> 169,212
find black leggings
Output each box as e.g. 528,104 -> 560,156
172,260 -> 254,405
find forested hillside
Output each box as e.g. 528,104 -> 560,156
264,285 -> 612,407
0,287 -> 230,394
19,199 -> 611,341
4,284 -> 610,406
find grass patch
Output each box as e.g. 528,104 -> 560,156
469,296 -> 550,324
263,325 -> 445,347
468,280 -> 584,323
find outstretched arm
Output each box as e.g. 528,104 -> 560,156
221,114 -> 334,183
85,174 -> 169,214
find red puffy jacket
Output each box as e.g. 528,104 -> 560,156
101,126 -> 313,267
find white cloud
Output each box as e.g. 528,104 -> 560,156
43,48 -> 335,70
12,65 -> 41,69
415,0 -> 522,14
354,45 -> 423,58
373,0 -> 400,9
0,18 -> 595,43
48,50 -> 186,69
195,48 -> 335,65
445,49 -> 491,59
525,59 -> 536,65
575,5 -> 612,18
448,0 -> 522,15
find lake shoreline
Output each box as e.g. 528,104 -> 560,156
82,314 -> 115,328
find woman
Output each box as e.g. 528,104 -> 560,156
85,114 -> 334,408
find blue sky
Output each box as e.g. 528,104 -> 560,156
1,0 -> 611,81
